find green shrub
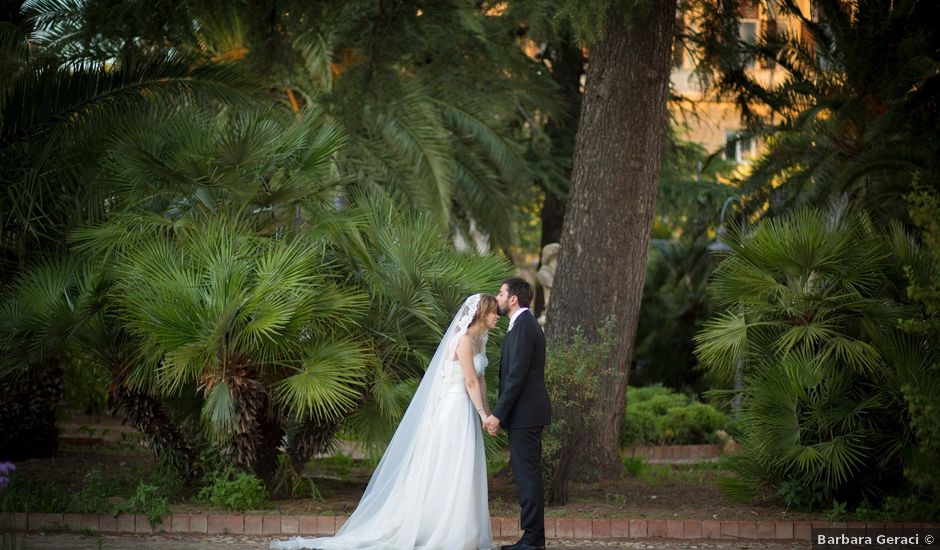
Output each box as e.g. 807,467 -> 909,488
542,318 -> 615,506
619,385 -> 729,446
853,494 -> 940,522
660,402 -> 728,444
1,466 -> 126,513
312,454 -> 355,477
197,471 -> 267,511
112,482 -> 170,527
633,391 -> 687,413
73,468 -> 111,514
902,187 -> 940,497
622,456 -> 647,476
619,407 -> 661,446
628,385 -> 684,404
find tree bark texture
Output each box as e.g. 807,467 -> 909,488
545,2 -> 677,479
110,384 -> 200,481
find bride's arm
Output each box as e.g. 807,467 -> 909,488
478,374 -> 491,417
456,335 -> 489,422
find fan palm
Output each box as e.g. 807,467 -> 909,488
74,214 -> 372,480
327,190 -> 512,457
65,102 -> 511,483
0,257 -> 94,459
98,105 -> 346,229
23,0 -> 559,251
695,208 -> 937,508
267,0 -> 556,251
0,254 -> 203,472
0,2 -> 250,276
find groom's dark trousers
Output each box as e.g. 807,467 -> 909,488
508,427 -> 544,546
494,309 -> 551,547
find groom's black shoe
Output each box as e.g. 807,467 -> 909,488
500,543 -> 545,550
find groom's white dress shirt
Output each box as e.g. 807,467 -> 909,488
507,307 -> 529,332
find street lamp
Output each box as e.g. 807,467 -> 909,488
708,196 -> 745,418
707,196 -> 742,253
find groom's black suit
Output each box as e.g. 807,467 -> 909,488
494,309 -> 551,548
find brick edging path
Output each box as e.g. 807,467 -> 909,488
4,513 -> 938,541
621,444 -> 721,461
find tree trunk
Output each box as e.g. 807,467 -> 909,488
545,3 -> 676,479
110,385 -> 200,482
285,416 -> 340,470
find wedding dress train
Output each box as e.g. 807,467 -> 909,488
272,296 -> 493,550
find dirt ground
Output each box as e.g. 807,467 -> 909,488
9,440 -> 818,523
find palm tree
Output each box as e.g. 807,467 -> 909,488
97,105 -> 346,229
2,0 -> 521,484
0,258 -> 91,459
690,0 -> 940,222
0,1 -> 249,276
247,0 -> 557,252
328,191 -> 511,457
83,214 -> 371,481
0,256 -> 202,473
21,0 -> 560,252
63,102 -> 511,484
695,209 -> 937,508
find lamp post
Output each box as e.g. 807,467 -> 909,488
708,196 -> 745,418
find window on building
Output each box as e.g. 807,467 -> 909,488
739,20 -> 758,68
724,131 -> 757,164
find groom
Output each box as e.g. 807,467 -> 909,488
485,277 -> 551,550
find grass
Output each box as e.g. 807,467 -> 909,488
622,456 -> 725,485
308,454 -> 357,478
4,442 -> 182,518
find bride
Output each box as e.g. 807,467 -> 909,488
272,293 -> 499,550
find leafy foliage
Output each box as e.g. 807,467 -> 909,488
632,136 -> 735,391
542,317 -> 616,505
696,208 -> 938,510
29,0 -> 560,251
898,187 -> 940,497
689,0 -> 940,222
620,385 -> 730,446
0,9 -> 250,275
197,470 -> 268,511
112,482 -> 171,527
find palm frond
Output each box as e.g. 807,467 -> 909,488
275,339 -> 372,421
201,380 -> 237,441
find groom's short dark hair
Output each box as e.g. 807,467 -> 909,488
503,277 -> 533,308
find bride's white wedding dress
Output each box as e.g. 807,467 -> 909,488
272,296 -> 493,550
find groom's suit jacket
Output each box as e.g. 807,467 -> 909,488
493,309 -> 551,429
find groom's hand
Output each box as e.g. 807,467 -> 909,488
484,415 -> 501,435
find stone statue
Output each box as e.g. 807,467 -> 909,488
535,243 -> 560,326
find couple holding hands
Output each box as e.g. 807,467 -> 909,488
273,277 -> 552,550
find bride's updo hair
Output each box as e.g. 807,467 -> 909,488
469,294 -> 498,329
